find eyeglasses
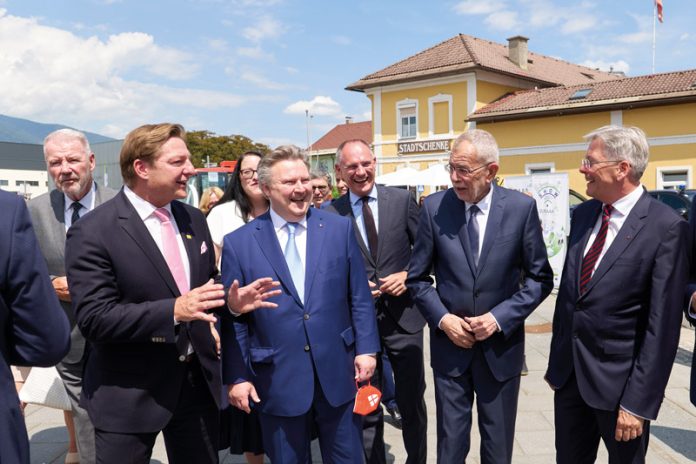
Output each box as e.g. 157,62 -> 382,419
445,162 -> 492,177
580,159 -> 622,169
240,168 -> 258,179
312,185 -> 329,192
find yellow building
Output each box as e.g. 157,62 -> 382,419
346,34 -> 696,193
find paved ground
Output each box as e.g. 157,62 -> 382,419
25,291 -> 696,463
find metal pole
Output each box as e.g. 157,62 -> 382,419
652,1 -> 657,74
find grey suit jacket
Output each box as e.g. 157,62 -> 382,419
28,184 -> 117,363
327,185 -> 425,333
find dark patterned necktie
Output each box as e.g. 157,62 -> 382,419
70,201 -> 82,226
361,196 -> 378,262
579,204 -> 613,293
467,204 -> 480,267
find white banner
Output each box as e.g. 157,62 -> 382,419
503,173 -> 569,288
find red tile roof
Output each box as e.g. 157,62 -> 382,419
346,34 -> 620,91
469,69 -> 696,121
311,121 -> 372,151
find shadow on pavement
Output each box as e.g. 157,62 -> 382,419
674,346 -> 692,368
651,425 -> 696,462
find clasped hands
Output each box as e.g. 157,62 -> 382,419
173,277 -> 281,323
368,271 -> 408,298
440,312 -> 498,348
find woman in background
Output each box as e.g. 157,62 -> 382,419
207,150 -> 268,464
198,186 -> 224,216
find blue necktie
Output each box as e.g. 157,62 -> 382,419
284,223 -> 305,303
468,204 -> 480,267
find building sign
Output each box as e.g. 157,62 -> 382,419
398,139 -> 451,154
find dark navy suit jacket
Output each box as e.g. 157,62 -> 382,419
547,192 -> 688,420
65,190 -> 222,433
0,191 -> 70,464
407,186 -> 553,381
220,208 -> 380,417
684,198 -> 696,407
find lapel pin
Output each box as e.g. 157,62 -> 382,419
185,234 -> 192,239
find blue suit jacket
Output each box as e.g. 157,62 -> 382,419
683,198 -> 696,406
547,192 -> 688,420
407,186 -> 553,381
0,191 -> 70,464
220,208 -> 380,417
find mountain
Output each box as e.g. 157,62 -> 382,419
0,114 -> 115,144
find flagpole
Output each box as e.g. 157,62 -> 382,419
652,1 -> 657,73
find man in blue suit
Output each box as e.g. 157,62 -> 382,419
0,190 -> 70,464
407,129 -> 553,463
222,145 -> 380,464
687,199 -> 696,409
546,125 -> 688,463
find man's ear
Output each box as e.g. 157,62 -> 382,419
133,159 -> 149,181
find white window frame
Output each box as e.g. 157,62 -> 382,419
428,93 -> 453,138
396,98 -> 418,140
525,162 -> 555,175
656,166 -> 691,190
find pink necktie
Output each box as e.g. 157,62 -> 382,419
153,208 -> 189,295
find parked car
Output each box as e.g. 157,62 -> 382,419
648,188 -> 693,220
569,189 -> 586,219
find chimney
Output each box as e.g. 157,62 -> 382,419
345,116 -> 353,124
507,35 -> 529,70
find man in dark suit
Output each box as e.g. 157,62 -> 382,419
0,190 -> 70,464
407,129 -> 553,463
328,139 -> 427,464
65,123 -> 225,464
222,145 -> 380,464
686,199 -> 696,408
28,128 -> 117,462
546,125 -> 688,464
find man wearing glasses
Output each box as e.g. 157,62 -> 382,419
310,170 -> 333,209
407,129 -> 553,463
546,125 -> 688,463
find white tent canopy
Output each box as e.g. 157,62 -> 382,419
375,164 -> 451,187
374,167 -> 420,186
416,163 -> 452,187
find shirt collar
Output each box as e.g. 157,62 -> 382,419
349,184 -> 378,207
123,185 -> 173,221
64,182 -> 96,213
608,184 -> 643,217
465,184 -> 494,213
269,206 -> 308,231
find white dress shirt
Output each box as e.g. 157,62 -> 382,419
582,185 -> 643,275
123,186 -> 191,286
63,182 -> 97,230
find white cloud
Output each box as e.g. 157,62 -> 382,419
257,136 -> 303,148
331,35 -> 352,46
236,0 -> 282,6
236,45 -> 274,60
239,69 -> 288,90
452,0 -> 506,15
208,38 -> 229,51
241,15 -> 286,42
0,10 -> 256,137
284,96 -> 342,118
680,33 -> 690,41
580,59 -> 630,74
485,11 -> 519,30
361,110 -> 372,121
561,16 -> 596,34
285,66 -> 299,74
618,31 -> 653,44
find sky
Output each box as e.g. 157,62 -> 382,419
0,0 -> 694,148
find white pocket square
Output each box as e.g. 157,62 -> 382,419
200,242 -> 208,254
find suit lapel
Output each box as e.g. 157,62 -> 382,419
334,194 -> 373,265
477,187 -> 504,275
580,193 -> 649,297
375,186 -> 388,263
253,213 -> 303,307
49,189 -> 67,239
304,209 -> 324,301
116,192 -> 181,296
171,202 -> 197,290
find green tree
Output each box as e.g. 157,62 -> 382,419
186,131 -> 270,168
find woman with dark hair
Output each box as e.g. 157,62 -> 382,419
207,150 -> 269,265
207,150 -> 268,464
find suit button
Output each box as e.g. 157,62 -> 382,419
304,313 -> 310,320
304,345 -> 310,352
179,355 -> 186,362
474,291 -> 480,298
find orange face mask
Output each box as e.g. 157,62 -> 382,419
353,380 -> 382,416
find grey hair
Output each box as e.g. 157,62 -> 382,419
43,128 -> 91,158
451,129 -> 499,164
257,145 -> 309,188
335,139 -> 373,165
310,169 -> 333,188
584,125 -> 648,182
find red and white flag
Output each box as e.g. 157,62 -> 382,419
655,0 -> 663,23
